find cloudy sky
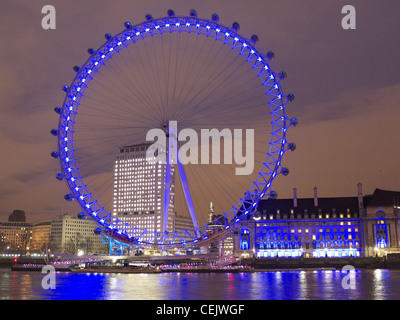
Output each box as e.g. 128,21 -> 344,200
0,0 -> 399,222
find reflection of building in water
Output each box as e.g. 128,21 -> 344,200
233,184 -> 400,258
112,143 -> 176,242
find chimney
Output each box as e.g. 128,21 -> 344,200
357,182 -> 364,213
313,187 -> 318,207
293,188 -> 298,208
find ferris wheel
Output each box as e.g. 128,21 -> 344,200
50,9 -> 297,250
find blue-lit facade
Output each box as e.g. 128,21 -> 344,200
253,217 -> 361,258
233,185 -> 400,258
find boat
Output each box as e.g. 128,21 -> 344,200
11,264 -> 71,272
69,266 -> 163,274
68,261 -> 163,273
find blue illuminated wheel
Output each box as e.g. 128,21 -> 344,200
51,10 -> 296,248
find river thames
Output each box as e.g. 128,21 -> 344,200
1,268 -> 400,300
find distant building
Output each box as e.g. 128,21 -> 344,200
362,188 -> 400,257
233,184 -> 400,258
8,210 -> 26,222
0,221 -> 32,252
50,214 -> 108,254
173,213 -> 194,232
31,220 -> 52,252
112,143 -> 176,242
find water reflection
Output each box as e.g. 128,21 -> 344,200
1,268 -> 400,300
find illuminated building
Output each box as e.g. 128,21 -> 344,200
112,143 -> 175,242
362,188 -> 400,257
234,184 -> 400,258
50,214 -> 108,254
0,221 -> 32,252
31,220 -> 51,251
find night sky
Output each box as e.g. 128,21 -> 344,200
0,0 -> 399,222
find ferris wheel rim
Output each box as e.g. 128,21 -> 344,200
53,12 -> 294,247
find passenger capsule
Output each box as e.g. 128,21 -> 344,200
73,66 -> 80,72
279,71 -> 287,80
50,129 -> 58,136
94,228 -> 102,235
167,9 -> 175,17
145,14 -> 153,21
189,9 -> 197,17
211,13 -> 219,22
64,194 -> 74,201
281,167 -> 290,176
250,35 -> 258,44
269,191 -> 277,199
266,51 -> 275,61
62,85 -> 69,92
88,48 -> 95,55
290,118 -> 298,127
54,107 -> 61,114
77,212 -> 86,220
50,151 -> 59,159
105,33 -> 112,40
56,173 -> 64,181
288,143 -> 296,151
287,93 -> 295,102
232,22 -> 240,31
124,21 -> 132,29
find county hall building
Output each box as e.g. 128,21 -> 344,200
233,184 -> 400,258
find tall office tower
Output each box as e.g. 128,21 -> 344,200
112,143 -> 175,240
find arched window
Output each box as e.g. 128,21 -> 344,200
240,227 -> 250,250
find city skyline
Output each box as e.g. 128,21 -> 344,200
0,0 -> 399,223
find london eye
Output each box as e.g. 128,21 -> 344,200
50,9 -> 297,253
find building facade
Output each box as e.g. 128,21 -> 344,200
50,214 -> 108,254
31,220 -> 52,252
0,221 -> 32,252
112,143 -> 176,239
232,185 -> 400,258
